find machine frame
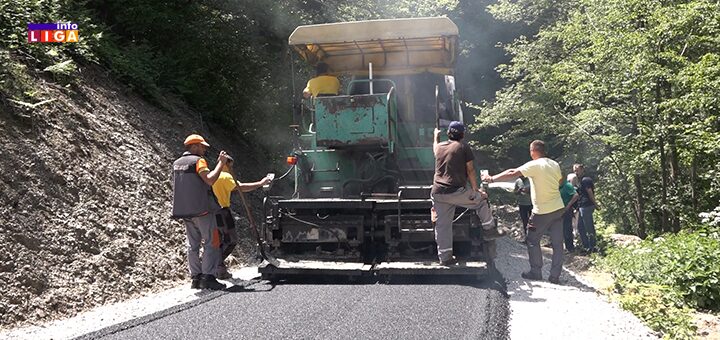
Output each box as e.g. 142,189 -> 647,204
260,17 -> 495,281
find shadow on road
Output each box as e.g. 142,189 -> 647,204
218,278 -> 277,294
496,238 -> 600,308
254,267 -> 509,299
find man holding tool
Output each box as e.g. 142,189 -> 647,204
212,156 -> 273,278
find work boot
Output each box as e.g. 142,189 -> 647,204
190,274 -> 201,289
482,226 -> 508,240
217,271 -> 232,280
440,256 -> 458,266
521,271 -> 542,281
548,275 -> 562,285
198,275 -> 226,291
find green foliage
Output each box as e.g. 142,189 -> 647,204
599,231 -> 720,311
617,283 -> 697,339
93,39 -> 159,98
598,229 -> 720,337
0,0 -> 103,63
699,206 -> 720,230
1,0 -> 464,150
0,49 -> 35,101
42,59 -> 76,83
479,0 -> 720,236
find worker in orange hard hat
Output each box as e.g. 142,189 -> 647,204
183,134 -> 210,147
171,133 -> 228,290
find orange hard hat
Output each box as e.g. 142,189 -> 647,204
183,134 -> 210,147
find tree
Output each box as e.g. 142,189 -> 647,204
478,0 -> 720,236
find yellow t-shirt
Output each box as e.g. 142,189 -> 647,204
518,158 -> 564,214
304,75 -> 340,97
212,170 -> 236,208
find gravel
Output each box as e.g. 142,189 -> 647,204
495,237 -> 658,339
0,268 -> 260,340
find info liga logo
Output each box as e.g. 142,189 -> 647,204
27,22 -> 79,43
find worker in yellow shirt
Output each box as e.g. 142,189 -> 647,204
212,156 -> 272,279
482,140 -> 566,284
303,62 -> 340,98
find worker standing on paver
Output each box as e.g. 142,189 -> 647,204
431,121 -> 506,266
482,140 -> 566,284
212,156 -> 272,279
171,134 -> 227,290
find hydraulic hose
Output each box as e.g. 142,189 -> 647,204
237,189 -> 279,267
453,208 -> 470,223
276,164 -> 296,181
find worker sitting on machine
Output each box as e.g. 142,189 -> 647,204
303,62 -> 340,98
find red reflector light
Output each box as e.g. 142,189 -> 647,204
286,156 -> 298,165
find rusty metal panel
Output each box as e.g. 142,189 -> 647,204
314,94 -> 389,148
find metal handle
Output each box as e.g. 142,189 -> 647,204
397,190 -> 403,232
434,85 -> 440,129
346,79 -> 397,95
310,162 -> 340,173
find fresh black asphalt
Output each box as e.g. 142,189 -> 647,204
76,275 -> 510,340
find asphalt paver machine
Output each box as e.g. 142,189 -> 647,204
260,17 -> 496,280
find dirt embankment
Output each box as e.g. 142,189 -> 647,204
0,54 -> 273,328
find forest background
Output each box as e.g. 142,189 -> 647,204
1,0 -> 718,338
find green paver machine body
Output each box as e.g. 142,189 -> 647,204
261,18 -> 494,279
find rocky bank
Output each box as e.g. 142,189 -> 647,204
0,53 -> 272,328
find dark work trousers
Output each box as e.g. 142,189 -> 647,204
184,214 -> 222,277
562,209 -> 575,251
578,206 -> 597,251
431,187 -> 495,262
519,204 -> 533,236
215,208 -> 238,273
527,208 -> 565,279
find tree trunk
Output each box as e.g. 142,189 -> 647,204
663,75 -> 681,233
656,82 -> 671,234
668,133 -> 681,232
634,173 -> 647,239
659,139 -> 671,234
691,155 -> 698,212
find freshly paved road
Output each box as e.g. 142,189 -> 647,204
82,276 -> 510,340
